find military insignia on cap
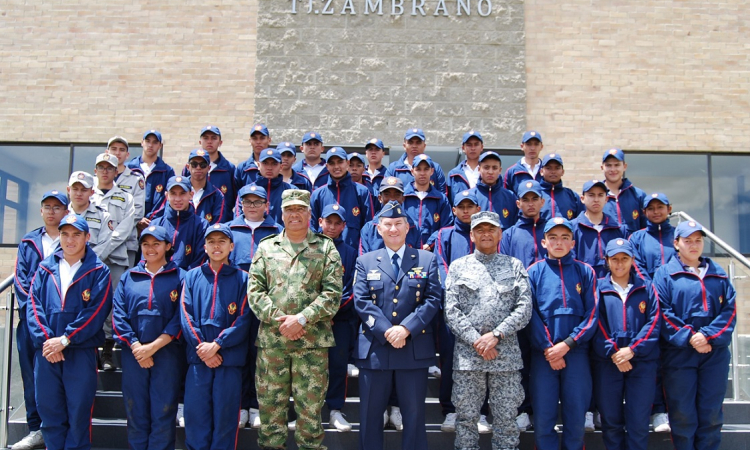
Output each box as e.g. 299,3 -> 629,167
206,214 -> 212,222
353,207 -> 360,216
213,224 -> 221,229
526,181 -> 533,188
609,148 -> 618,155
370,138 -> 377,144
433,213 -> 440,222
267,150 -> 273,155
228,302 -> 237,315
66,215 -> 77,224
652,193 -> 658,198
149,226 -> 156,231
170,290 -> 178,302
332,204 -> 340,210
255,125 -> 262,131
78,173 -> 85,180
207,125 -> 213,129
175,177 -> 182,182
82,289 -> 91,302
530,131 -> 536,136
462,190 -> 469,196
689,221 -> 696,227
221,185 -> 227,194
469,130 -> 475,134
156,184 -> 163,193
311,133 -> 317,138
150,129 -> 156,133
554,217 -> 565,224
52,190 -> 58,194
550,153 -> 556,157
250,186 -> 257,191
185,245 -> 192,255
639,301 -> 646,313
592,179 -> 599,183
397,207 -> 402,214
576,283 -> 582,294
412,128 -> 418,132
616,239 -> 624,246
197,150 -> 205,156
632,210 -> 639,220
387,177 -> 397,185
502,208 -> 509,218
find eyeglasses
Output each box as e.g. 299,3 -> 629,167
242,200 -> 267,208
42,206 -> 65,213
190,161 -> 209,169
95,165 -> 117,173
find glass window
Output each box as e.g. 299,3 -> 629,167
72,144 -> 143,174
710,154 -> 750,254
0,145 -> 70,244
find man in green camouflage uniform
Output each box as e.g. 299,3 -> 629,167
248,189 -> 343,450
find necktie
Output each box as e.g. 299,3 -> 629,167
391,253 -> 400,277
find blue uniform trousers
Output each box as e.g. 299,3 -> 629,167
241,314 -> 260,410
121,341 -> 182,450
184,364 -> 242,450
530,350 -> 591,450
517,326 -> 532,415
663,346 -> 730,450
326,316 -> 358,411
359,367 -> 428,450
652,361 -> 667,414
34,348 -> 98,450
437,312 -> 456,414
592,358 -> 656,450
17,318 -> 42,431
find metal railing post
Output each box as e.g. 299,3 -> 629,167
728,261 -> 742,401
1,285 -> 15,449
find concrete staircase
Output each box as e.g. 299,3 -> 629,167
7,349 -> 750,450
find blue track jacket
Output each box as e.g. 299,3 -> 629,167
150,203 -> 210,270
628,220 -> 676,281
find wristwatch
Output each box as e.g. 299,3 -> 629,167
60,335 -> 70,347
297,314 -> 307,327
492,329 -> 502,338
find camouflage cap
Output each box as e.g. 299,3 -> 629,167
470,211 -> 501,230
281,189 -> 310,208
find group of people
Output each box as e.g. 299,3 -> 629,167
11,124 -> 736,450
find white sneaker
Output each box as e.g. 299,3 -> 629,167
239,409 -> 249,428
176,403 -> 185,427
441,412 -> 457,432
652,413 -> 671,432
10,430 -> 45,450
347,364 -> 360,377
383,410 -> 389,427
329,410 -> 352,432
516,412 -> 531,432
584,411 -> 595,432
389,406 -> 404,431
288,420 -> 296,431
249,408 -> 261,429
428,365 -> 442,378
477,415 -> 492,434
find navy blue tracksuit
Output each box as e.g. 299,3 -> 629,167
539,179 -> 583,221
603,178 -> 647,236
527,254 -> 598,450
326,238 -> 358,411
504,158 -> 543,195
310,173 -> 375,250
292,159 -> 330,190
471,180 -> 519,230
128,156 -> 176,220
27,247 -> 113,450
150,204 -> 209,270
592,271 -> 660,450
402,183 -> 453,249
629,220 -> 676,281
180,263 -> 252,450
112,261 -> 185,450
654,256 -> 736,450
571,212 -> 628,277
182,152 -> 237,222
385,153 -> 447,195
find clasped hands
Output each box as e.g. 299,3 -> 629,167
385,325 -> 410,348
473,332 -> 499,361
689,332 -> 712,354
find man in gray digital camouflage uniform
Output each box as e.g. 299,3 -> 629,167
247,189 -> 343,450
444,211 -> 532,450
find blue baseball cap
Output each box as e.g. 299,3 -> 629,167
462,130 -> 483,144
582,179 -> 608,193
142,129 -> 163,142
675,220 -> 706,239
479,151 -> 502,164
166,176 -> 191,192
605,238 -> 633,257
139,225 -> 170,243
522,131 -> 542,143
204,223 -> 233,242
321,203 -> 346,221
188,148 -> 210,163
302,131 -> 323,144
238,183 -> 267,200
41,190 -> 69,206
643,192 -> 670,209
453,189 -> 479,207
404,128 -> 425,141
325,147 -> 347,162
380,200 -> 408,219
276,142 -> 297,155
58,214 -> 89,233
365,138 -> 384,150
543,217 -> 574,234
412,154 -> 433,168
347,152 -> 367,165
200,125 -> 221,137
379,176 -> 405,193
603,147 -> 625,162
259,148 -> 282,163
250,123 -> 269,137
542,153 -> 564,167
517,180 -> 543,199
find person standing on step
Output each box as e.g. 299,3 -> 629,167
504,131 -> 544,195
445,211 -> 532,450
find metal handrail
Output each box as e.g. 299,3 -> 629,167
0,274 -> 15,449
670,211 -> 750,271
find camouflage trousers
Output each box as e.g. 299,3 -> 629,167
452,370 -> 523,450
257,346 -> 329,450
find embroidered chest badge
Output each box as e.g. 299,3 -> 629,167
576,283 -> 582,294
82,289 -> 91,302
639,301 -> 646,313
170,290 -> 179,302
408,267 -> 426,279
228,302 -> 237,315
